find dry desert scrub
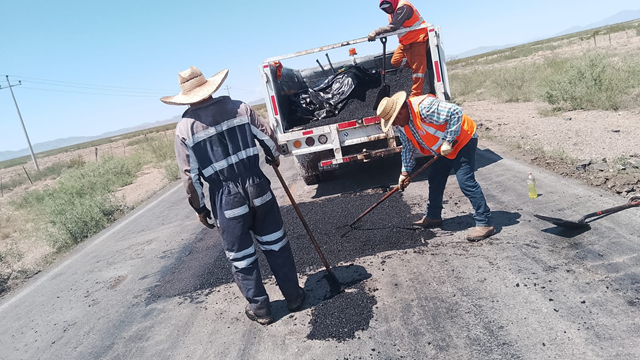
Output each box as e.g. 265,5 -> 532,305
451,52 -> 640,111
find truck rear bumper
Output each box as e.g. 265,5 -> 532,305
318,146 -> 403,171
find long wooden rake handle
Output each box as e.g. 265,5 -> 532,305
271,164 -> 338,282
349,153 -> 444,228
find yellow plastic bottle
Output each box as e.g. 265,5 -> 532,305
528,172 -> 538,199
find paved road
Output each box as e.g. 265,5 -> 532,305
1,146 -> 639,360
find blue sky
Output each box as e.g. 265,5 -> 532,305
1,0 -> 638,151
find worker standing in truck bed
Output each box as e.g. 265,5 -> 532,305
368,0 -> 431,97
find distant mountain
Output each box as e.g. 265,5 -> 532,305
452,44 -> 517,60
554,9 -> 640,36
248,98 -> 266,106
0,116 -> 181,162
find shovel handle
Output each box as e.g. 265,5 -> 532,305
271,164 -> 337,280
579,196 -> 640,223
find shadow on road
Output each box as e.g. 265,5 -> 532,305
313,147 -> 504,199
425,211 -> 522,233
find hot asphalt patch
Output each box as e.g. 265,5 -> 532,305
149,190 -> 431,304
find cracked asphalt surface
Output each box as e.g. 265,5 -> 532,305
1,145 -> 639,360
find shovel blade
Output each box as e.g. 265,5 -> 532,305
534,214 -> 591,230
373,85 -> 391,110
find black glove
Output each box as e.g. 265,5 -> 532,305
266,156 -> 280,168
196,207 -> 216,229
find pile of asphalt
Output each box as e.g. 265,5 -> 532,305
301,70 -> 416,130
150,190 -> 428,302
306,282 -> 377,342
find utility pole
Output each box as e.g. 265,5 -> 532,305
2,76 -> 40,171
224,85 -> 231,97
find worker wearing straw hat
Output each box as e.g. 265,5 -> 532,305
163,66 -> 305,325
377,91 -> 495,242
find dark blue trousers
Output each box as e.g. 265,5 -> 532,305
426,138 -> 492,227
215,173 -> 300,317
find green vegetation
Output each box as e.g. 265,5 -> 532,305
12,136 -> 176,250
0,123 -> 176,170
451,53 -> 640,111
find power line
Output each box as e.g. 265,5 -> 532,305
18,86 -> 162,97
5,74 -> 173,93
20,80 -> 169,94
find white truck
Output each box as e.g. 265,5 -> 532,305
259,23 -> 451,185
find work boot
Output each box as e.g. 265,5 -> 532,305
412,217 -> 443,228
287,287 -> 306,312
245,305 -> 273,325
466,226 -> 495,242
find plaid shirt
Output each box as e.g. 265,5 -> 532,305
397,96 -> 477,172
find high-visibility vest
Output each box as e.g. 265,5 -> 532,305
388,0 -> 428,45
403,95 -> 477,159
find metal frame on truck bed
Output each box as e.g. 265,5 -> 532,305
259,23 -> 451,185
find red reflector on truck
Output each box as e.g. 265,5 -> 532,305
338,121 -> 357,130
434,61 -> 442,83
302,130 -> 314,136
429,28 -> 435,32
363,116 -> 381,125
271,95 -> 279,116
263,64 -> 269,68
321,160 -> 333,167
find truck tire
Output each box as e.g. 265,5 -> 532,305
295,150 -> 334,186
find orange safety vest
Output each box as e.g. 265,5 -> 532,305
388,0 -> 428,45
403,95 -> 477,159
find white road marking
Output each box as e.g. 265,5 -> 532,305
0,184 -> 183,313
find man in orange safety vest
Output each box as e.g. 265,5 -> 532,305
368,0 -> 431,97
377,91 -> 495,242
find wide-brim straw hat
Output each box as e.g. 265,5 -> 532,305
377,91 -> 408,132
161,67 -> 229,105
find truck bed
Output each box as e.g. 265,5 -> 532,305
298,69 -> 415,130
296,69 -> 413,130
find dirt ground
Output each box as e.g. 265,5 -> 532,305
0,130 -> 175,293
464,100 -> 640,196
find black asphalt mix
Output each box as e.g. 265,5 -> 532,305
301,69 -> 417,129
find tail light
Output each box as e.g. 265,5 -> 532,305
318,135 -> 328,144
305,137 -> 315,147
293,140 -> 302,149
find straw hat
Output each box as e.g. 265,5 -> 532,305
160,66 -> 229,105
377,91 -> 408,132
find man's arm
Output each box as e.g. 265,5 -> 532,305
419,99 -> 464,143
369,5 -> 414,40
397,127 -> 416,173
246,104 -> 280,164
174,133 -> 207,213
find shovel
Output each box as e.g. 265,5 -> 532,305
535,196 -> 640,230
372,37 -> 391,110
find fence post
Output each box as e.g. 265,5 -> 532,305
123,142 -> 126,155
95,147 -> 99,162
1,177 -> 3,197
22,166 -> 33,185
